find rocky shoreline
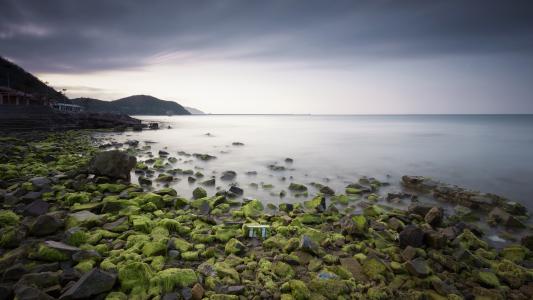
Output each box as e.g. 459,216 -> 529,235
0,131 -> 532,300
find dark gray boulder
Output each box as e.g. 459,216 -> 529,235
14,285 -> 54,300
399,225 -> 425,248
23,200 -> 49,216
229,186 -> 244,196
88,150 -> 137,181
30,214 -> 63,237
29,177 -> 51,190
406,258 -> 431,277
59,268 -> 116,299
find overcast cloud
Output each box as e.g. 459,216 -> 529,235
1,0 -> 533,113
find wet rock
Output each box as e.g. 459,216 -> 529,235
285,158 -> 294,163
138,176 -> 152,186
387,217 -> 404,232
200,178 -> 216,186
477,269 -> 500,288
15,271 -> 60,291
88,150 -> 137,180
339,257 -> 367,281
67,211 -> 101,229
304,195 -> 326,212
198,201 -> 211,215
299,235 -> 320,256
401,246 -> 417,261
226,285 -> 245,295
2,263 -> 28,282
191,283 -> 204,300
60,268 -> 116,299
29,177 -> 51,190
268,164 -> 286,171
279,203 -> 294,213
402,175 -> 439,191
424,230 -> 446,249
399,225 -> 425,248
43,240 -> 80,254
14,286 -> 54,300
408,203 -> 433,217
103,216 -> 128,232
232,142 -> 244,146
319,186 -> 335,195
0,283 -> 12,300
193,153 -> 216,161
156,174 -> 173,182
288,183 -> 307,192
521,235 -> 533,251
21,191 -> 42,204
192,187 -> 207,199
220,170 -> 237,181
424,207 -> 443,227
340,215 -> 367,236
406,258 -> 431,277
0,226 -> 26,248
229,186 -> 243,196
72,250 -> 101,263
488,207 -> 525,229
188,176 -> 196,183
159,150 -> 169,156
124,140 -> 139,147
22,199 -> 49,216
225,238 -> 246,255
30,214 -> 63,237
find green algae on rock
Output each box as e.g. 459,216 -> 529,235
0,131 -> 531,300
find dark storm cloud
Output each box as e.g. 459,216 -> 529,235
1,0 -> 532,73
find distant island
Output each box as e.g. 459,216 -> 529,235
72,95 -> 192,116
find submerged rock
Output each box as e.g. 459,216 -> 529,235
220,170 -> 237,181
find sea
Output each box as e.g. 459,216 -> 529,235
100,114 -> 533,211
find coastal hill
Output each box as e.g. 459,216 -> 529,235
72,95 -> 191,115
0,56 -> 68,101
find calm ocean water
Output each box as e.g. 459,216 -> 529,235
104,115 -> 533,210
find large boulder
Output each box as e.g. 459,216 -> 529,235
399,225 -> 425,248
30,214 -> 63,237
60,268 -> 116,299
88,150 -> 137,180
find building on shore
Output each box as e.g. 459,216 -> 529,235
0,86 -> 83,113
0,86 -> 51,106
51,102 -> 83,113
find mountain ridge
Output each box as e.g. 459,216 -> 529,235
72,95 -> 191,115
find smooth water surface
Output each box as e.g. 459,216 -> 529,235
103,115 -> 533,210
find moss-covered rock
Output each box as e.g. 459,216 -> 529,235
118,261 -> 154,292
150,268 -> 198,293
225,238 -> 246,255
0,210 -> 20,227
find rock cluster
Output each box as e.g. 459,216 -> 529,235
0,132 -> 531,299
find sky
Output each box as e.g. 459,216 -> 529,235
1,0 -> 533,114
